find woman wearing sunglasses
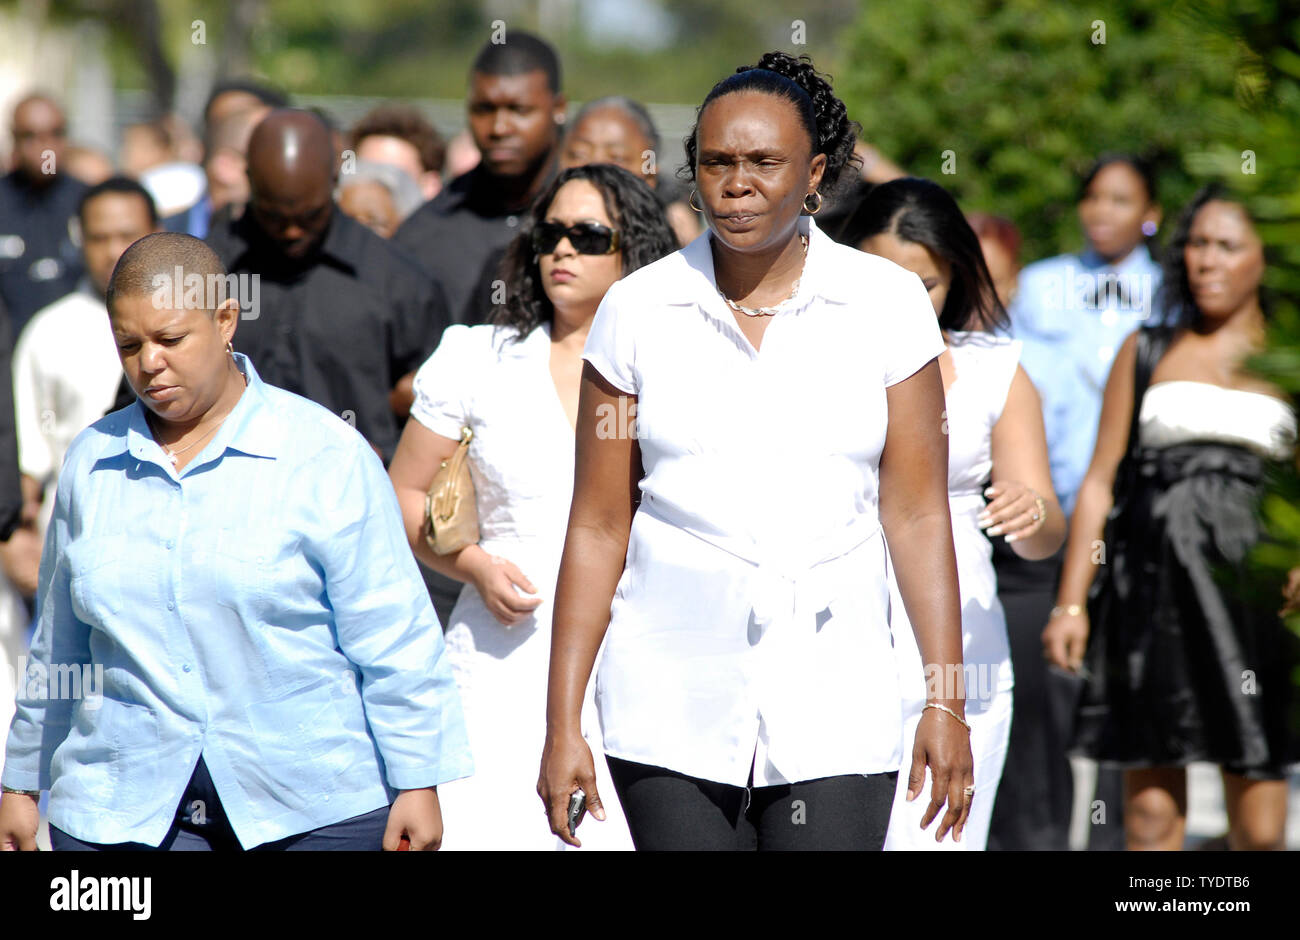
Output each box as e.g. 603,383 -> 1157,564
388,163 -> 678,849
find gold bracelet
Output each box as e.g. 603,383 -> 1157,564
923,702 -> 971,732
1050,604 -> 1084,619
1,784 -> 39,797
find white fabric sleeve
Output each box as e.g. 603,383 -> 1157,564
408,324 -> 476,441
11,322 -> 54,483
883,272 -> 947,387
582,281 -> 638,395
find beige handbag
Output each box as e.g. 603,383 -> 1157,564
424,426 -> 479,554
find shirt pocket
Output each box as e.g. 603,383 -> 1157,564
189,527 -> 278,610
66,534 -> 130,623
243,684 -> 359,812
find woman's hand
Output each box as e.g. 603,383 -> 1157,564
1279,567 -> 1300,617
537,730 -> 606,848
1043,608 -> 1090,672
906,707 -> 975,842
978,480 -> 1046,544
383,787 -> 443,851
0,792 -> 40,851
465,552 -> 543,627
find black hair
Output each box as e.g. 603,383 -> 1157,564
1156,183 -> 1268,327
491,164 -> 678,341
471,31 -> 562,94
203,79 -> 289,123
570,96 -> 659,157
681,51 -> 860,192
841,177 -> 1010,334
1077,152 -> 1158,205
78,175 -> 159,228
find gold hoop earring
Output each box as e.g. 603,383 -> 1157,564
803,191 -> 823,215
226,341 -> 235,357
689,189 -> 704,213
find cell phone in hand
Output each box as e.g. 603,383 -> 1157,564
567,790 -> 587,838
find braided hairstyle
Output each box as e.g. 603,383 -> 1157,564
681,51 -> 861,193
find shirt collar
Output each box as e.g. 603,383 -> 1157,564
117,353 -> 281,473
664,216 -> 855,311
1078,242 -> 1156,275
229,207 -> 359,276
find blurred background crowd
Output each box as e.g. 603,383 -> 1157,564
1,0 -> 1299,850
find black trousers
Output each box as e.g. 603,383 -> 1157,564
606,755 -> 896,851
985,541 -> 1127,850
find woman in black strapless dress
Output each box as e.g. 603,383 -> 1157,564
1044,187 -> 1299,850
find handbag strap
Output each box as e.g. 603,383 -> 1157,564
434,426 -> 474,516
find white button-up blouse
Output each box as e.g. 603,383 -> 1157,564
581,217 -> 945,787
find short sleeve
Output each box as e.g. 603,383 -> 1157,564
883,271 -> 947,387
409,324 -> 477,440
582,281 -> 638,395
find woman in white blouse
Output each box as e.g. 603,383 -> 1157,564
537,53 -> 975,851
389,164 -> 679,849
844,177 -> 1066,850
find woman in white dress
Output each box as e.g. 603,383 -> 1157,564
844,178 -> 1067,849
388,164 -> 679,849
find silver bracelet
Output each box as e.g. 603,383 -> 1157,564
923,702 -> 971,732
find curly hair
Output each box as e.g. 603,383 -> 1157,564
348,104 -> 445,173
490,163 -> 679,341
842,177 -> 1009,335
680,51 -> 860,193
1156,183 -> 1269,327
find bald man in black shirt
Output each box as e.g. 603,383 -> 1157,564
204,109 -> 448,463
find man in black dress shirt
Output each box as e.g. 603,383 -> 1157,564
0,94 -> 88,335
204,109 -> 447,463
393,32 -> 565,325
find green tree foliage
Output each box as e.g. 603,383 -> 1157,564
836,0 -> 1246,263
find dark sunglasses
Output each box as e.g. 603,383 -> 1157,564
531,220 -> 621,256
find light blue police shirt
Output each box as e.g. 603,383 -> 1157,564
1007,244 -> 1166,515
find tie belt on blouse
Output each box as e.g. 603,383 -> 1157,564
638,496 -> 886,780
639,496 -> 883,628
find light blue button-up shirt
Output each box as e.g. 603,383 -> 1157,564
1007,244 -> 1166,516
2,353 -> 472,848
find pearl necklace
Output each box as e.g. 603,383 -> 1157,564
718,234 -> 809,318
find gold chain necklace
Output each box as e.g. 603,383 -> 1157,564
148,369 -> 248,468
719,234 -> 809,318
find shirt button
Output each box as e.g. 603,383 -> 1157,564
167,601 -> 175,611
165,540 -> 174,550
182,663 -> 192,672
506,215 -> 518,228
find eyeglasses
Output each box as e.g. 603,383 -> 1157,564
531,221 -> 621,256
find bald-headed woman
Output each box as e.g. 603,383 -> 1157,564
0,233 -> 471,852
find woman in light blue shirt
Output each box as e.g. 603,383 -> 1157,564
0,233 -> 472,851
